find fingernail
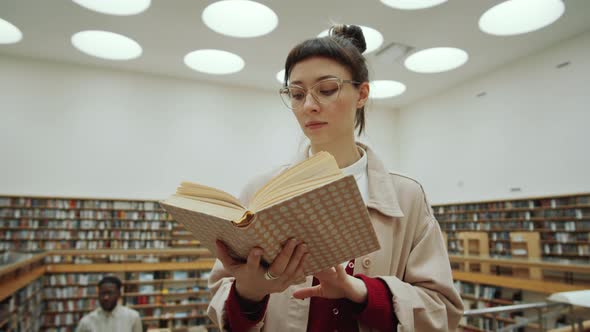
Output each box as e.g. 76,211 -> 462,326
255,249 -> 262,256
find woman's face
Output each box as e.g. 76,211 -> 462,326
288,56 -> 369,145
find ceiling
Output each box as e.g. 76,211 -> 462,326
1,0 -> 589,108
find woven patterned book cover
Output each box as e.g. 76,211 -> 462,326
161,175 -> 380,275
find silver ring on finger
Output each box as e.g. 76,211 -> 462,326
264,269 -> 280,280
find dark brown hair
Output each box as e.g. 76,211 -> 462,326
98,275 -> 122,290
283,24 -> 369,135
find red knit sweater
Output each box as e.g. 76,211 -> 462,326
224,260 -> 397,331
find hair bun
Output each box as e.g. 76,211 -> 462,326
329,24 -> 367,54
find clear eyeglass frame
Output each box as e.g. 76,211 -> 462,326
279,77 -> 361,110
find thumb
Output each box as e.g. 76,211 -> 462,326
292,285 -> 323,300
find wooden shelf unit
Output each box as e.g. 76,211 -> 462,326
1,247 -> 217,332
510,232 -> 542,279
457,232 -> 490,274
434,193 -> 590,264
0,194 -> 201,252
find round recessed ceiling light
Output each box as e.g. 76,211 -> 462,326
276,69 -> 285,84
379,0 -> 448,10
0,18 -> 23,44
370,80 -> 406,99
72,0 -> 151,15
479,0 -> 565,36
404,47 -> 468,73
318,25 -> 384,54
184,49 -> 245,75
72,30 -> 142,60
202,0 -> 278,38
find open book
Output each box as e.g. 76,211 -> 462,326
160,152 -> 380,275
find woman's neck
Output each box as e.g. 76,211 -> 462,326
311,137 -> 360,169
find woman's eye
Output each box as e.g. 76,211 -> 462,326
290,90 -> 305,100
319,88 -> 338,96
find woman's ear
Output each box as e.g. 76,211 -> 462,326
356,82 -> 370,108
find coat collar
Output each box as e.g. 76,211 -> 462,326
291,142 -> 404,218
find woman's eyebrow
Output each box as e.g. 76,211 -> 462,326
290,75 -> 338,86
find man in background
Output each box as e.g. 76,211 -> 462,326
77,275 -> 143,332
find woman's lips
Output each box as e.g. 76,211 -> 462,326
306,121 -> 327,129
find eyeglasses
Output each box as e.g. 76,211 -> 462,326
279,78 -> 360,110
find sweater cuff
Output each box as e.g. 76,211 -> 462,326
353,274 -> 398,332
225,281 -> 269,331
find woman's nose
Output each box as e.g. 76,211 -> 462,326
302,92 -> 320,113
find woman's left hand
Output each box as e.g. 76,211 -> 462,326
291,264 -> 367,304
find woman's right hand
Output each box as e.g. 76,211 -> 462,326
215,238 -> 308,302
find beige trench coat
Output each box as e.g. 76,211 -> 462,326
207,143 -> 464,331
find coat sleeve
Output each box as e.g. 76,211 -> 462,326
206,168 -> 286,331
206,260 -> 266,331
379,184 -> 464,332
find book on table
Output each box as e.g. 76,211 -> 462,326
160,151 -> 380,275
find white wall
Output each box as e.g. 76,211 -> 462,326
0,55 -> 398,200
398,30 -> 590,204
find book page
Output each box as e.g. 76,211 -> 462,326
176,182 -> 244,209
249,151 -> 343,211
162,195 -> 246,222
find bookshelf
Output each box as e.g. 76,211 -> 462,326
43,268 -> 214,331
454,279 -> 519,331
0,194 -> 220,331
0,195 -> 189,252
0,250 -> 217,332
436,193 -> 590,264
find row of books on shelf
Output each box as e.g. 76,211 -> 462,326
450,231 -> 589,243
46,274 -> 103,286
543,232 -> 590,242
47,254 -> 203,264
42,312 -> 85,326
44,271 -> 209,286
44,287 -> 208,300
44,287 -> 98,299
462,315 -> 511,332
0,209 -> 169,220
127,295 -> 209,306
0,197 -> 161,210
448,241 -> 590,256
42,311 -> 211,326
44,299 -> 210,312
0,278 -> 44,331
138,308 -> 207,318
1,230 -> 171,240
45,299 -> 98,312
435,196 -> 590,214
441,220 -> 590,232
490,232 -> 510,240
454,281 -> 506,300
436,209 -> 587,222
44,271 -> 210,287
0,240 -> 169,251
544,243 -> 590,256
129,271 -> 210,281
0,219 -> 173,230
